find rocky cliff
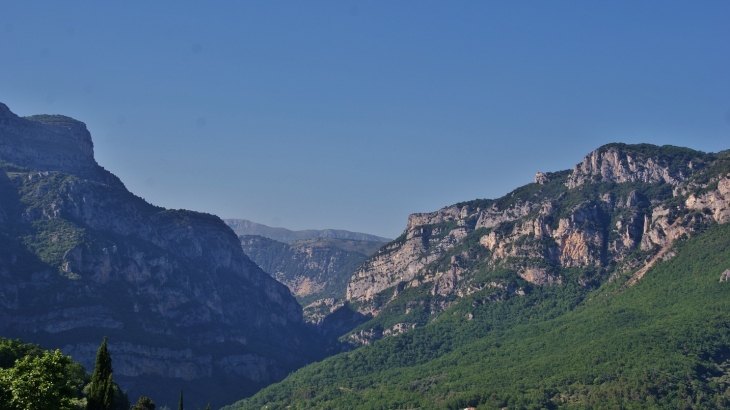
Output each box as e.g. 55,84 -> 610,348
239,235 -> 383,307
343,143 -> 730,344
0,103 -> 321,408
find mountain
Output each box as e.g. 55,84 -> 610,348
226,143 -> 730,409
224,219 -> 391,243
239,235 -> 385,308
0,103 -> 322,409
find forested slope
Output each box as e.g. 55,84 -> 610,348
228,222 -> 730,409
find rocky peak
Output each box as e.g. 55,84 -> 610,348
566,144 -> 700,188
0,103 -> 119,185
406,205 -> 466,230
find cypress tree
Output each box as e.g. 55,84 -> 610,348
103,373 -> 114,410
87,337 -> 114,410
177,389 -> 183,410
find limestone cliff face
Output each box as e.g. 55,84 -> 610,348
0,103 -> 122,188
637,175 -> 730,255
0,103 -> 320,409
239,235 -> 383,305
477,201 -> 604,268
343,143 -> 730,345
684,177 -> 730,224
346,198 -> 602,305
346,204 -> 478,305
566,144 -> 691,188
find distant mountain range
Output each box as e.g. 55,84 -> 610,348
224,219 -> 391,243
239,235 -> 384,308
227,221 -> 389,311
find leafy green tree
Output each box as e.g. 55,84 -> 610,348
0,339 -> 44,369
132,396 -> 156,410
65,360 -> 90,393
178,389 -> 183,410
0,349 -> 75,410
0,339 -> 90,409
87,337 -> 114,410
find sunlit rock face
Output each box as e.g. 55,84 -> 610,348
0,103 -> 321,409
566,145 -> 688,188
343,142 -> 730,346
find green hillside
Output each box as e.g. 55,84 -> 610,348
226,222 -> 730,409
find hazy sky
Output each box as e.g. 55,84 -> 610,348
1,2 -> 728,238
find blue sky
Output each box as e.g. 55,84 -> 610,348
1,2 -> 728,238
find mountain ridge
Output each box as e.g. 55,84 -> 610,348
346,143 -> 719,314
224,218 -> 391,243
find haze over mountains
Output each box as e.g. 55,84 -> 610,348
224,219 -> 391,244
239,235 -> 384,307
225,219 -> 388,310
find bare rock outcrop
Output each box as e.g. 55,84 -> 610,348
347,204 -> 481,303
431,260 -> 466,296
406,204 -> 466,230
640,176 -> 730,253
535,172 -> 550,184
476,202 -> 603,268
685,176 -> 730,224
519,267 -> 561,286
566,145 -> 688,188
475,201 -> 535,230
0,103 -> 123,188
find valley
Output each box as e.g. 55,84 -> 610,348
3,3 -> 726,409
2,102 -> 730,409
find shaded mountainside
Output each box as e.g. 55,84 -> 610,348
239,235 -> 384,307
0,103 -> 323,409
226,143 -> 730,409
224,219 -> 390,243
